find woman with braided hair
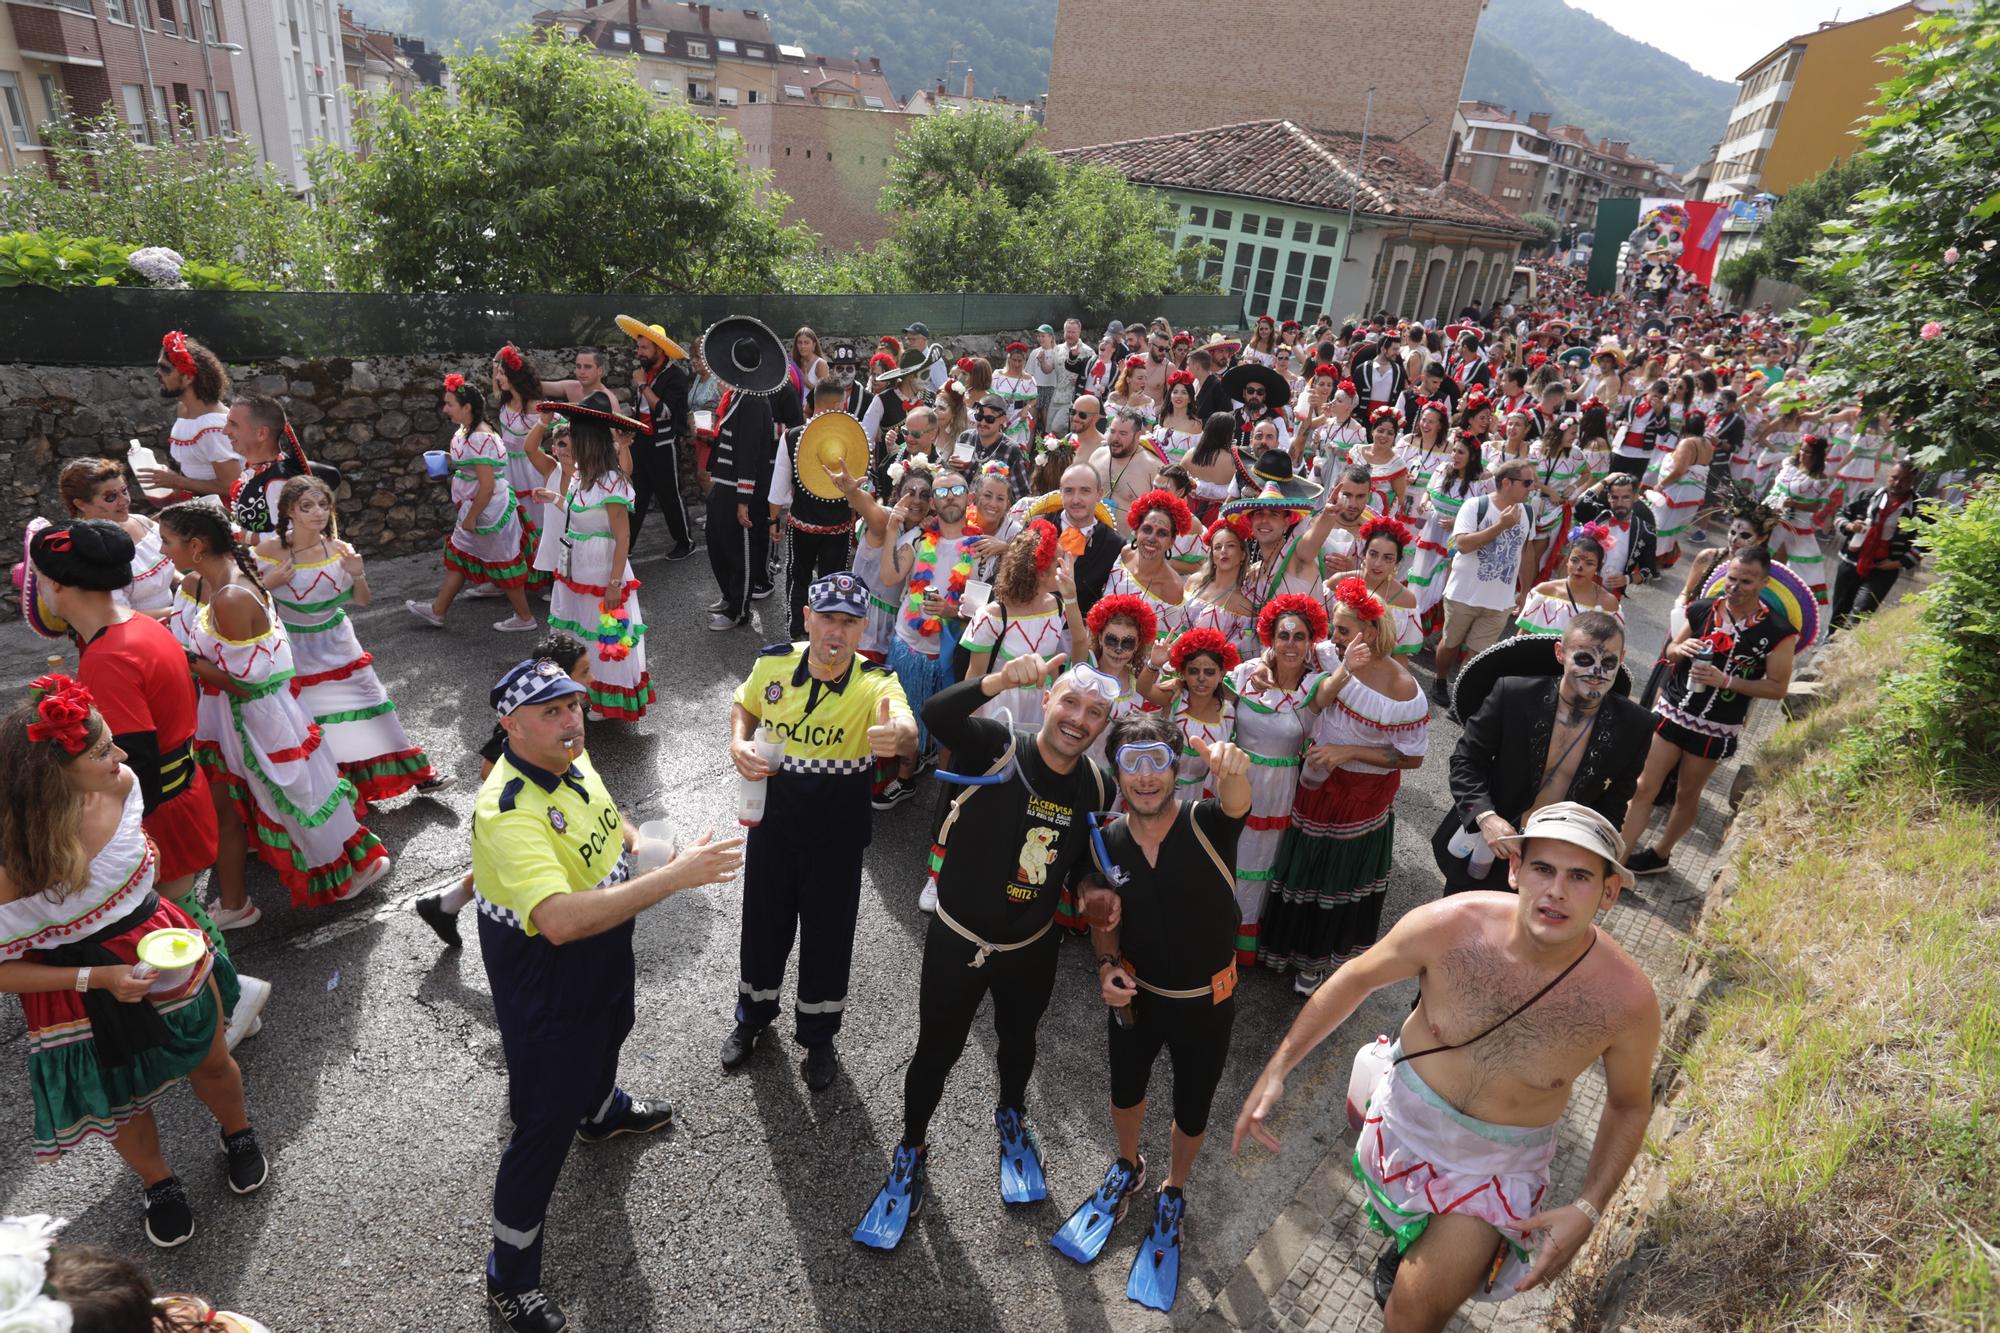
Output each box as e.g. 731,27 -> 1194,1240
158,502 -> 390,922
1224,593 -> 1328,966
1136,625 -> 1240,800
489,343 -> 555,595
1258,578 -> 1428,995
0,675 -> 265,1248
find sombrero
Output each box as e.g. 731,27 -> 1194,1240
1219,361 -> 1292,409
18,518 -> 68,639
1537,318 -> 1572,336
1221,481 -> 1318,519
795,411 -> 869,502
614,315 -> 686,361
1198,333 -> 1242,357
877,348 -> 931,386
1557,347 -> 1591,369
1450,632 -> 1632,721
701,315 -> 790,396
1024,490 -> 1117,530
1442,322 -> 1475,342
1700,558 -> 1819,651
534,399 -> 649,434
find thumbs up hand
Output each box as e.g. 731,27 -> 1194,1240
867,695 -> 909,759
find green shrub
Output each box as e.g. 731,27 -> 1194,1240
0,232 -> 133,287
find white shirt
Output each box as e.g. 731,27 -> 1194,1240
1029,344 -> 1061,389
169,409 -> 239,482
1445,493 -> 1530,611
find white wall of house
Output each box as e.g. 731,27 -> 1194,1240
223,0 -> 351,191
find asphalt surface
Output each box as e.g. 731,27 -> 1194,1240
0,520 -> 1682,1331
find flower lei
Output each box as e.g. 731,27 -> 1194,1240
903,516 -> 982,636
25,674 -> 93,755
595,599 -> 636,663
0,1213 -> 71,1330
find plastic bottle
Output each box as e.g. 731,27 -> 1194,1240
737,726 -> 786,827
127,439 -> 174,505
1447,821 -> 1496,876
1346,1034 -> 1395,1132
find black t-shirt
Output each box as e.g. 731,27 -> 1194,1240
1663,598 -> 1795,729
922,679 -> 1111,943
1099,799 -> 1243,991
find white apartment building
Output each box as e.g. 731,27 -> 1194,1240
222,0 -> 350,191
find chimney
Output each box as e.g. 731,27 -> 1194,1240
963,67 -> 974,99
628,0 -> 637,35
696,3 -> 710,30
869,55 -> 879,71
1526,111 -> 1550,133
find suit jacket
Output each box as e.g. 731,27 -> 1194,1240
1573,494 -> 1659,584
1352,356 -> 1407,405
1431,677 -> 1652,891
1193,375 -> 1232,422
1072,522 -> 1124,615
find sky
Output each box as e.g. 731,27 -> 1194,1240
1566,0 -> 1912,81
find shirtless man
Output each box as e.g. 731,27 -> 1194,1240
1316,465 -> 1377,575
1234,802 -> 1660,1331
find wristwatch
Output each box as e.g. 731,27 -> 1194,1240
1571,1198 -> 1601,1227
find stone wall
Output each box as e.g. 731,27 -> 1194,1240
0,330 -> 1047,616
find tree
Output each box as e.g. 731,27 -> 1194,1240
0,112 -> 339,288
1789,0 -> 2000,472
1713,154 -> 1881,297
857,108 -> 1213,307
309,33 -> 807,293
1519,211 -> 1561,244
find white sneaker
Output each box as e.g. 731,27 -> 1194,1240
1292,971 -> 1320,997
917,880 -> 939,914
210,902 -> 262,931
404,599 -> 446,627
707,612 -> 740,631
225,975 -> 273,1051
337,854 -> 394,900
492,614 -> 538,633
465,582 -> 503,599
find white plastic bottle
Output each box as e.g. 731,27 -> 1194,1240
737,726 -> 786,827
1446,821 -> 1496,875
127,439 -> 175,505
1346,1034 -> 1395,1132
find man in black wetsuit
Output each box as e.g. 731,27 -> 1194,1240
852,650 -> 1117,1250
1048,712 -> 1253,1310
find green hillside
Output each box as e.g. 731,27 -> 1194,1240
1462,0 -> 1736,172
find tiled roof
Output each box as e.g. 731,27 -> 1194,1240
1054,118 -> 1541,239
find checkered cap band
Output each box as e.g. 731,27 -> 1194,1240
807,571 -> 868,617
492,658 -> 588,718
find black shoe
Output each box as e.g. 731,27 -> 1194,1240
721,1022 -> 765,1071
871,777 -> 916,811
803,1042 -> 839,1092
576,1097 -> 673,1144
222,1127 -> 268,1194
1372,1242 -> 1402,1309
1430,676 -> 1453,709
488,1286 -> 568,1333
749,583 -> 775,602
143,1176 -> 194,1248
414,893 -> 462,949
1626,847 -> 1671,877
665,541 -> 697,562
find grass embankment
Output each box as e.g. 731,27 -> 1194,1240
1604,600 -> 2000,1330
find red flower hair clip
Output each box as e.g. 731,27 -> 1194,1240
1086,593 -> 1159,650
443,373 -> 467,393
1170,626 -> 1240,674
1005,341 -> 1029,354
1126,488 -> 1193,537
1257,592 -> 1327,646
1308,362 -> 1338,379
497,344 -> 525,373
1368,405 -> 1401,429
1166,369 -> 1196,389
1331,576 -> 1385,622
1027,518 -> 1059,572
955,356 -> 976,373
161,331 -> 197,378
26,673 -> 94,755
1124,354 -> 1147,371
1203,514 -> 1252,549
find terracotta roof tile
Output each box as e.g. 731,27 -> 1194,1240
1053,118 -> 1541,239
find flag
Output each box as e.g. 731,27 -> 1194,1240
1677,201 -> 1725,286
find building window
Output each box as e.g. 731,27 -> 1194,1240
1316,224 -> 1337,247
1240,212 -> 1259,234
717,38 -> 736,53
745,45 -> 763,58
1303,252 -> 1331,316
150,85 -> 170,137
216,89 -> 233,135
1291,219 -> 1311,243
686,39 -> 707,58
120,84 -> 147,141
201,0 -> 217,40
1211,209 -> 1232,231
862,94 -> 883,108
37,74 -> 63,127
1188,205 -> 1207,226
1201,249 -> 1223,285
688,81 -> 707,101
643,34 -> 663,53
194,87 -> 211,135
717,85 -> 737,106
1263,215 -> 1283,238
107,0 -> 129,21
0,75 -> 35,148
1251,245 -> 1279,311
1230,242 -> 1253,295
612,27 -> 631,45
1279,248 -> 1307,315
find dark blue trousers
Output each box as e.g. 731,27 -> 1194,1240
481,911 -> 637,1294
735,825 -> 865,1047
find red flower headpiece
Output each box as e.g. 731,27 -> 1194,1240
954,356 -> 976,373
870,352 -> 899,372
1462,390 -> 1491,413
1359,514 -> 1414,551
1171,332 -> 1194,346
1006,341 -> 1029,354
1528,352 -> 1549,368
1281,318 -> 1301,331
879,336 -> 904,357
443,373 -> 466,393
26,673 -> 94,755
1308,362 -> 1337,379
1124,354 -> 1147,371
1581,397 -> 1605,413
1166,369 -> 1196,390
1126,488 -> 1193,538
1170,626 -> 1241,674
1203,513 -> 1252,549
1027,518 -> 1059,572
497,344 -> 525,373
1368,405 -> 1401,429
1567,521 -> 1612,547
161,331 -> 197,378
1257,592 -> 1327,646
1335,379 -> 1359,399
1331,575 -> 1385,622
1087,593 -> 1158,651
1255,313 -> 1276,326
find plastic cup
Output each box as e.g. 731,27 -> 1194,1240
133,927 -> 208,995
959,579 -> 992,619
631,817 -> 677,873
423,450 -> 449,479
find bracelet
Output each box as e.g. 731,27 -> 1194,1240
1571,1198 -> 1601,1227
1096,953 -> 1122,971
74,966 -> 91,993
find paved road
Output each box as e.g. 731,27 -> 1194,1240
0,523 -> 1681,1331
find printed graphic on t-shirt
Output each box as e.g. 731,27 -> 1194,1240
1007,794 -> 1076,903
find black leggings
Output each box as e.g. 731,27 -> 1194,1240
902,915 -> 1060,1146
1107,989 -> 1237,1137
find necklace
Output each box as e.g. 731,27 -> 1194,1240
904,521 -> 980,635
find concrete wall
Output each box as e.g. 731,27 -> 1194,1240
1042,0 -> 1477,169
1765,5 -> 1915,196
736,102 -> 916,249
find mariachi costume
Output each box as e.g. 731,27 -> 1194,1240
770,411 -> 866,641
704,317 -> 787,625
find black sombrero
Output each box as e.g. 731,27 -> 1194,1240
701,315 -> 790,396
1450,632 -> 1632,721
535,399 -> 649,434
1219,361 -> 1292,410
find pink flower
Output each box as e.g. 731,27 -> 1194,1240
1920,321 -> 1944,339
1943,247 -> 1960,264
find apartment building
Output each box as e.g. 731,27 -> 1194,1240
221,0 -> 349,190
1449,101 -> 1676,226
903,68 -> 1039,122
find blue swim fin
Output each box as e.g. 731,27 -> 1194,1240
1050,1156 -> 1146,1265
994,1106 -> 1047,1204
853,1143 -> 927,1251
1126,1186 -> 1184,1312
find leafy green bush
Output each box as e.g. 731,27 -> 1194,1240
0,232 -> 134,288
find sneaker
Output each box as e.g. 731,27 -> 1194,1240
225,975 -> 273,1051
665,541 -> 697,562
1291,971 -> 1319,998
210,901 -> 262,931
1430,676 -> 1453,709
488,1286 -> 568,1333
576,1096 -> 673,1144
1625,847 -> 1671,877
143,1176 -> 194,1248
802,1042 -> 839,1093
415,773 -> 454,793
404,599 -> 446,627
493,614 -> 538,633
749,583 -> 774,601
720,1022 -> 765,1071
707,612 -> 741,631
414,893 -> 462,949
917,880 -> 939,914
465,582 -> 503,599
708,596 -> 730,613
221,1126 -> 268,1194
336,854 -> 393,901
872,777 -> 916,811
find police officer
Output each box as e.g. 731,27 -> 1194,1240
473,658 -> 744,1333
723,572 -> 917,1090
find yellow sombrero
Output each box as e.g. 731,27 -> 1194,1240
615,315 -> 687,361
1024,490 -> 1117,529
796,411 -> 870,502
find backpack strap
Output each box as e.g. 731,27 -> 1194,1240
934,728 -> 1019,852
1184,804 -> 1235,886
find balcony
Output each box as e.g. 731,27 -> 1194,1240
6,0 -> 109,67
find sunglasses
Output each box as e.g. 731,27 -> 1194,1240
934,483 -> 969,498
1567,649 -> 1620,674
1114,742 -> 1176,774
975,410 -> 1005,422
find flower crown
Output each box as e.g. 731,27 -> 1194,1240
1568,521 -> 1612,547
1359,514 -> 1414,550
1368,405 -> 1401,428
1203,513 -> 1252,549
1331,576 -> 1385,622
1170,625 -> 1240,674
1257,592 -> 1327,646
1027,518 -> 1059,572
1165,369 -> 1196,389
161,330 -> 198,378
1086,593 -> 1158,649
1125,488 -> 1193,538
886,453 -> 933,485
497,344 -> 525,373
26,674 -> 93,755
